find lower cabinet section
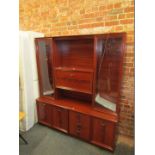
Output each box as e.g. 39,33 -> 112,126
91,117 -> 116,150
52,106 -> 68,133
69,111 -> 90,141
37,101 -> 116,151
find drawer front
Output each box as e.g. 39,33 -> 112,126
52,106 -> 68,133
55,70 -> 93,93
91,117 -> 115,149
69,111 -> 90,141
37,102 -> 51,127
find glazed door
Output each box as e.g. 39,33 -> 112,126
94,34 -> 125,112
35,38 -> 54,97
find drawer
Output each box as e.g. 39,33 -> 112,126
91,117 -> 116,150
52,106 -> 68,133
55,70 -> 93,94
69,111 -> 90,141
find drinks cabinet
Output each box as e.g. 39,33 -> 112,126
35,33 -> 125,151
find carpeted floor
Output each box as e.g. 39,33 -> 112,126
19,124 -> 134,155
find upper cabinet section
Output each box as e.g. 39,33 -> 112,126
35,38 -> 54,97
53,36 -> 94,94
35,33 -> 125,110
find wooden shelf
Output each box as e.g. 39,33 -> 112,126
54,67 -> 93,73
55,86 -> 93,95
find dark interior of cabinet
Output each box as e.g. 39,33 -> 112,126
57,89 -> 92,103
53,38 -> 94,71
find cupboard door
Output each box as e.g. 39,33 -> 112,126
52,106 -> 68,133
94,34 -> 125,112
37,102 -> 51,127
69,111 -> 90,141
91,117 -> 115,150
35,38 -> 54,97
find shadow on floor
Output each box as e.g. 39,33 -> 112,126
19,124 -> 134,155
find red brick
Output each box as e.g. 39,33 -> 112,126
107,15 -> 117,20
124,7 -> 134,13
115,25 -> 124,31
126,13 -> 134,18
118,14 -> 125,19
120,19 -> 134,24
92,22 -> 104,27
79,24 -> 92,28
106,4 -> 113,10
99,5 -> 105,11
105,20 -> 119,26
114,2 -> 122,8
83,13 -> 95,18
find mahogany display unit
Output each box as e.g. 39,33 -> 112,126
35,33 -> 126,151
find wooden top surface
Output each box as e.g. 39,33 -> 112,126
36,97 -> 118,122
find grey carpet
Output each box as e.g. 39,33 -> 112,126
19,124 -> 134,155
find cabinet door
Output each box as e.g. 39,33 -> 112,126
37,102 -> 51,127
91,117 -> 115,151
52,106 -> 68,133
94,34 -> 125,112
69,111 -> 90,141
35,38 -> 54,97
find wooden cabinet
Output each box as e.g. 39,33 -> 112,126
37,102 -> 52,127
35,33 -> 125,151
69,111 -> 90,141
52,106 -> 68,133
91,117 -> 116,150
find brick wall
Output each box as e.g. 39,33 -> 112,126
19,0 -> 134,137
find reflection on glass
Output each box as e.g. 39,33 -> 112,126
95,38 -> 122,111
38,41 -> 54,96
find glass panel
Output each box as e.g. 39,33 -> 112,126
38,40 -> 54,96
95,37 -> 123,111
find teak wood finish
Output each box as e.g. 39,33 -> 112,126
35,33 -> 126,152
